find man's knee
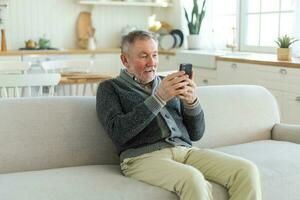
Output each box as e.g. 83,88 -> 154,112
181,166 -> 206,185
237,159 -> 260,181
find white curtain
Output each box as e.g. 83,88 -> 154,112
293,0 -> 300,56
182,0 -> 237,50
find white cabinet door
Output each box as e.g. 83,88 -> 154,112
217,61 -> 257,85
217,61 -> 300,124
255,65 -> 300,94
253,65 -> 300,124
282,92 -> 300,124
158,55 -> 177,72
193,67 -> 217,86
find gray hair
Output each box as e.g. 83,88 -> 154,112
121,30 -> 158,54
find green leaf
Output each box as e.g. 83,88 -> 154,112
275,34 -> 298,48
185,0 -> 206,35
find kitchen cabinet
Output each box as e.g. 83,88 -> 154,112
217,61 -> 257,85
0,56 -> 21,61
254,65 -> 300,94
254,65 -> 300,124
193,67 -> 217,86
158,54 -> 177,72
216,60 -> 300,124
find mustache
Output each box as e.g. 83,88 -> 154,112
144,68 -> 156,72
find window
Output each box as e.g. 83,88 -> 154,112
182,0 -> 296,52
183,0 -> 238,50
212,0 -> 238,49
241,0 -> 295,52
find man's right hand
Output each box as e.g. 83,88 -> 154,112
156,71 -> 190,102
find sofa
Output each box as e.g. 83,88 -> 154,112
0,85 -> 300,200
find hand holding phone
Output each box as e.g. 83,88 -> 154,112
179,63 -> 193,79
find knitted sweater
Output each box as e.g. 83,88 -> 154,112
96,69 -> 205,161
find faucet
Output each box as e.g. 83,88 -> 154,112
226,27 -> 237,52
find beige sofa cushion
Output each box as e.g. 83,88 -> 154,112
0,97 -> 119,174
1,140 -> 299,200
215,140 -> 300,200
0,165 -> 227,200
195,85 -> 280,148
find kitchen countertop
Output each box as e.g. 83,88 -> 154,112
216,52 -> 300,68
178,49 -> 300,69
0,48 -> 176,56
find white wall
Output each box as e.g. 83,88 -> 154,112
6,0 -> 88,49
3,0 -> 159,50
92,6 -> 151,48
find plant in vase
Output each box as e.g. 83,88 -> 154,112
184,0 -> 206,49
275,35 -> 298,61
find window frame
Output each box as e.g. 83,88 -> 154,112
239,0 -> 295,53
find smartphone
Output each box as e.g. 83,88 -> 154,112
179,63 -> 193,78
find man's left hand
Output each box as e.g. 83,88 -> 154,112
177,78 -> 197,104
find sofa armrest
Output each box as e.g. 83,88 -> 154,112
272,123 -> 300,144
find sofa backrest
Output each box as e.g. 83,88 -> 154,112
0,97 -> 119,174
0,85 -> 280,174
194,85 -> 280,148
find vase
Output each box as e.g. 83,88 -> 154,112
277,48 -> 291,61
187,34 -> 202,50
88,37 -> 96,50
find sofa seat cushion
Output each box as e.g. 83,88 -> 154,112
2,140 -> 297,200
0,165 -> 176,200
0,164 -> 228,200
214,140 -> 300,200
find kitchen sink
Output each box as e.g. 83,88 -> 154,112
222,52 -> 252,57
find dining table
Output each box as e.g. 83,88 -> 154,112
59,72 -> 113,85
57,72 -> 113,96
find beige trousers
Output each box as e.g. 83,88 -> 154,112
121,146 -> 262,200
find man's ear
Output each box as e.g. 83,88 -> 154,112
121,53 -> 129,68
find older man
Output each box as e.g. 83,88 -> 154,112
96,30 -> 262,200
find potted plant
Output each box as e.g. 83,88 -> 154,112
275,35 -> 298,61
184,0 -> 206,49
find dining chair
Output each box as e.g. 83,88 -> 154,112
0,73 -> 61,98
0,61 -> 31,74
41,60 -> 92,73
41,60 -> 94,96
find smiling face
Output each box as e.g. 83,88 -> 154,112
121,38 -> 158,84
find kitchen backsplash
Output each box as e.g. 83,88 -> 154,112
4,0 -> 160,50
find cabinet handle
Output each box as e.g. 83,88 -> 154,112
296,96 -> 300,102
203,79 -> 208,83
231,63 -> 237,69
279,68 -> 287,75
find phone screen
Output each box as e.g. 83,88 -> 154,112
179,63 -> 193,78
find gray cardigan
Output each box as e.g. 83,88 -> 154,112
96,70 -> 205,161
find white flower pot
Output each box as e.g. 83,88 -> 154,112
187,34 -> 202,50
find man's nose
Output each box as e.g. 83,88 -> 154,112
148,56 -> 157,66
